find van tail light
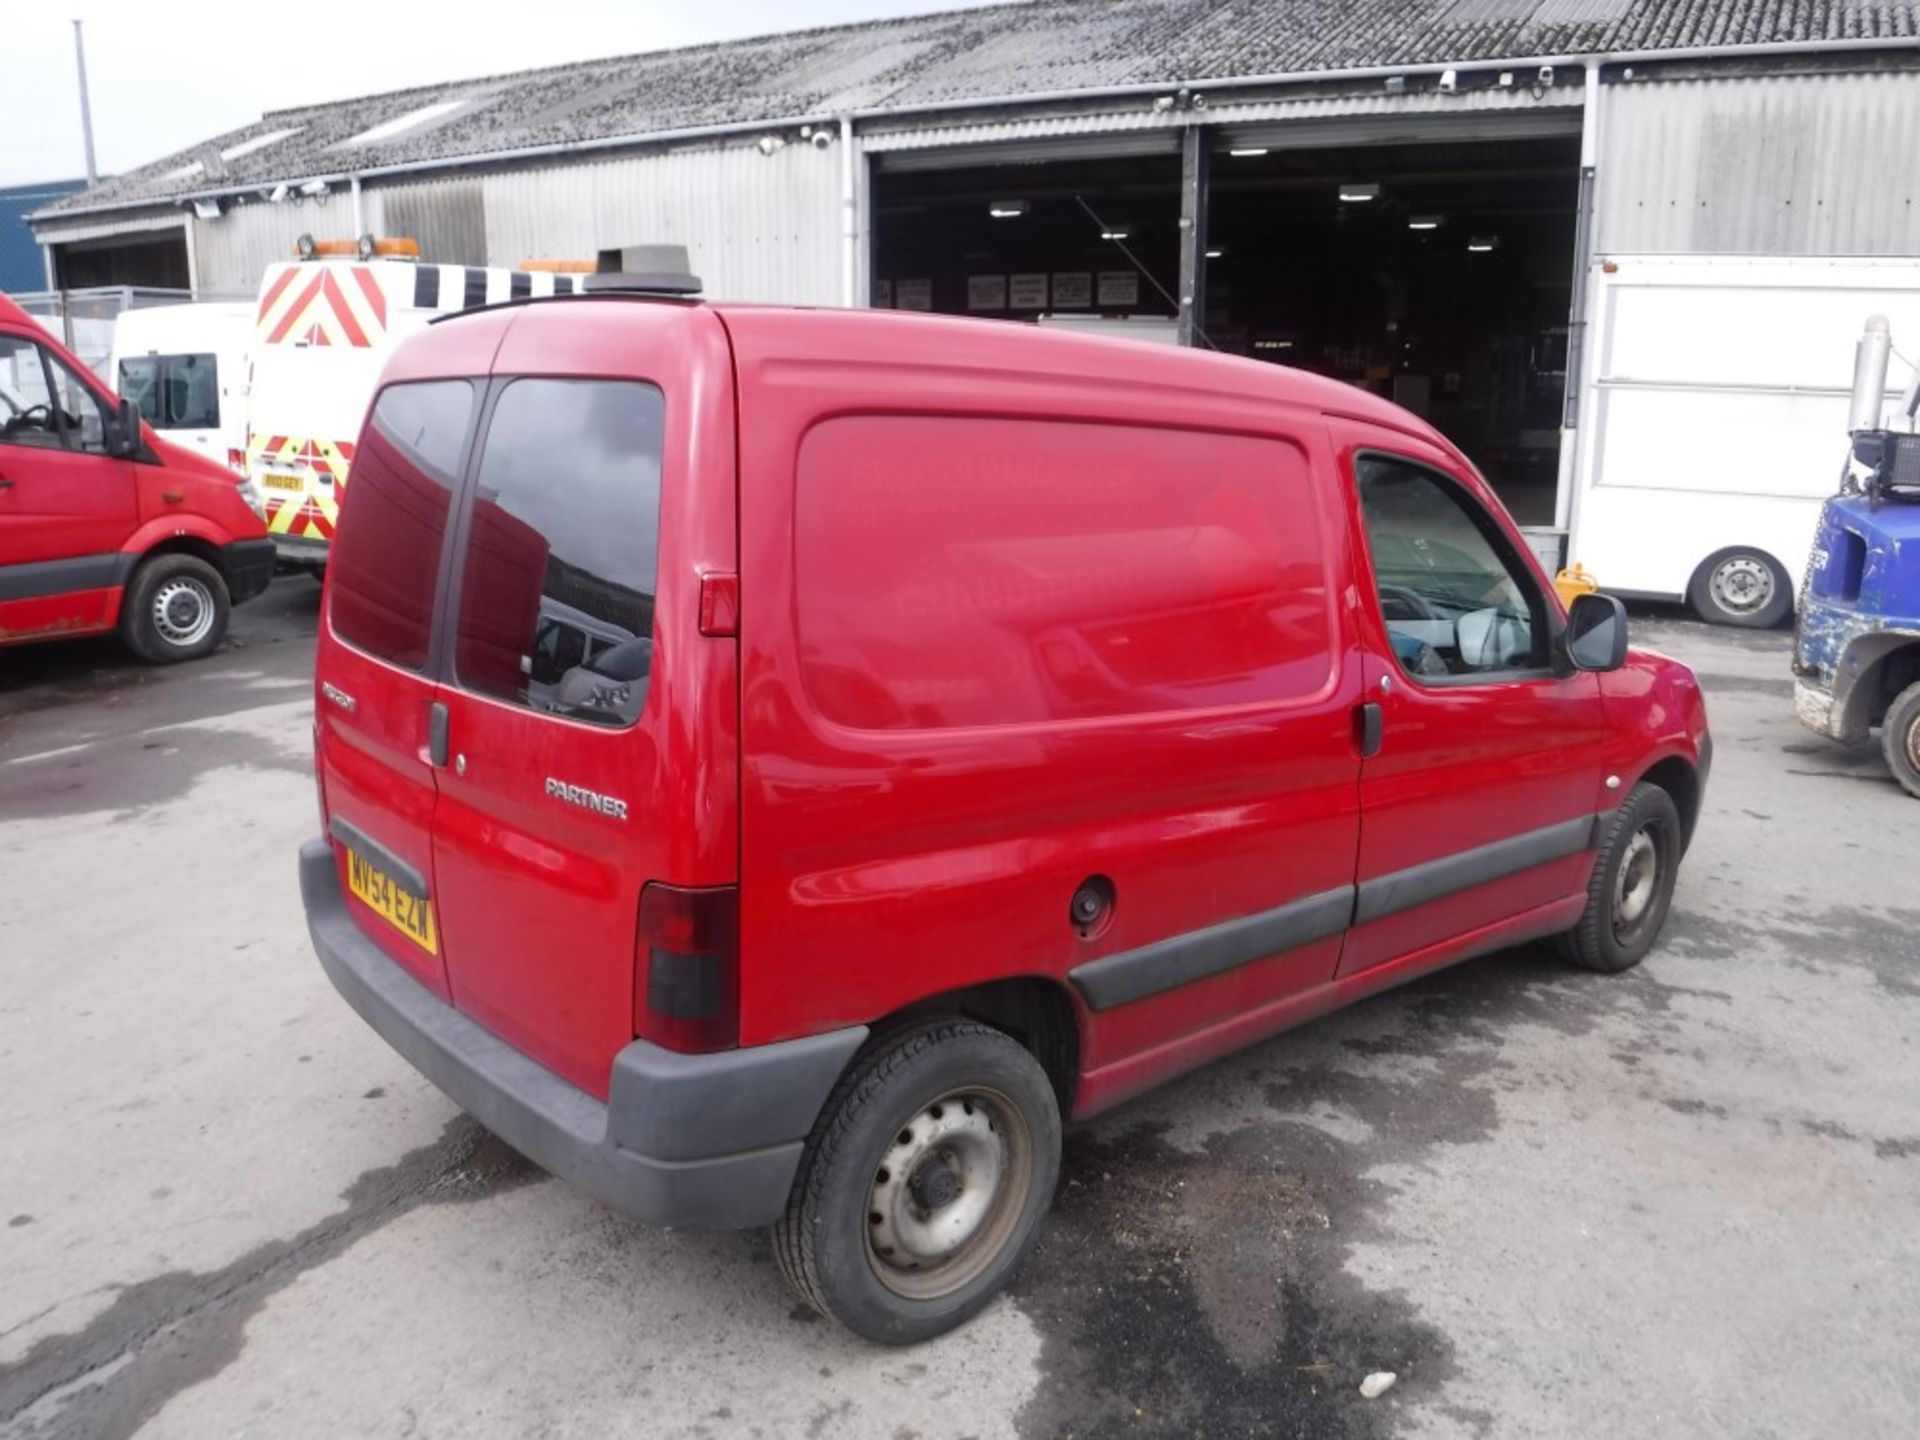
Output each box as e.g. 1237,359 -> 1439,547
227,446 -> 247,476
634,882 -> 740,1053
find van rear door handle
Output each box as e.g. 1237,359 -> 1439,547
1356,702 -> 1384,759
427,701 -> 450,768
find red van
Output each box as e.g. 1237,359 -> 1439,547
302,287 -> 1710,1343
1,295 -> 273,661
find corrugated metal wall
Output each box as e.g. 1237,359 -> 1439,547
1597,70 -> 1920,255
189,193 -> 387,295
373,139 -> 844,304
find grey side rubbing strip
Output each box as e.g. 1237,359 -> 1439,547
0,552 -> 136,602
1070,886 -> 1356,1012
327,816 -> 429,898
1354,814 -> 1598,925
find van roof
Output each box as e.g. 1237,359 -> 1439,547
419,294 -> 1456,455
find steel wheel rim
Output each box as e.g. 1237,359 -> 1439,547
152,577 -> 216,647
1710,557 -> 1774,615
866,1086 -> 1033,1301
1613,828 -> 1661,937
1906,713 -> 1920,772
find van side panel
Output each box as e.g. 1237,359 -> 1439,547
726,309 -> 1366,1066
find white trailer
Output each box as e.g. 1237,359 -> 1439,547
1569,256 -> 1920,627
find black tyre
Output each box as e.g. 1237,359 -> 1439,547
1882,682 -> 1920,799
773,1019 -> 1061,1345
120,554 -> 230,664
1557,783 -> 1684,973
1688,547 -> 1793,629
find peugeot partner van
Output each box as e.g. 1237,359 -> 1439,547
1,293 -> 272,662
302,286 -> 1710,1344
110,301 -> 254,476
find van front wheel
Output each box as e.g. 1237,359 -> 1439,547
773,1019 -> 1061,1345
121,554 -> 231,663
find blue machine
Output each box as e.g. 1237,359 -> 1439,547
1793,439 -> 1920,797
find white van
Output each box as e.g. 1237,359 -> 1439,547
245,239 -> 584,569
1569,255 -> 1920,627
110,302 -> 254,474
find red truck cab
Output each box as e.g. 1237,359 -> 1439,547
302,287 -> 1710,1344
0,294 -> 273,661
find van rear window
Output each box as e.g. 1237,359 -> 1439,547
795,415 -> 1334,729
327,380 -> 476,671
451,379 -> 665,728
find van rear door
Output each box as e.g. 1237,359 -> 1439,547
314,379 -> 480,998
426,303 -> 738,1100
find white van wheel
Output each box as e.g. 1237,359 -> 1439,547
1687,547 -> 1792,629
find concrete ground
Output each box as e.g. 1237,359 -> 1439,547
2,583 -> 1917,1440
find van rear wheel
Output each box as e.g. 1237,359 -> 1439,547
121,554 -> 231,664
773,1019 -> 1061,1345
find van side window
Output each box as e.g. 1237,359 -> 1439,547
0,335 -> 63,450
452,379 -> 665,729
794,415 -> 1335,729
1354,455 -> 1548,680
328,380 -> 476,671
46,353 -> 112,455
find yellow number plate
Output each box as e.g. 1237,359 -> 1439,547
346,847 -> 438,955
262,472 -> 306,493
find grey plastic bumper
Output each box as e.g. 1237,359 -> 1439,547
299,838 -> 865,1229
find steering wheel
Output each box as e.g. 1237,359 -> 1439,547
1377,584 -> 1441,622
3,403 -> 53,435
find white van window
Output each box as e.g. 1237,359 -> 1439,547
120,353 -> 220,431
452,379 -> 665,729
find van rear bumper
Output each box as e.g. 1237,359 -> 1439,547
298,838 -> 865,1229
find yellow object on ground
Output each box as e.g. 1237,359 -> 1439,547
1555,563 -> 1599,606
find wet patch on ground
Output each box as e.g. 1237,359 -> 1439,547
1010,944 -> 1703,1439
0,725 -> 312,824
0,1121 -> 542,1440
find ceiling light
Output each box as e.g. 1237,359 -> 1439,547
1253,339 -> 1294,350
1205,248 -> 1224,259
1339,182 -> 1381,203
1468,236 -> 1500,252
1408,215 -> 1444,231
1229,147 -> 1269,158
1101,226 -> 1133,241
988,199 -> 1030,219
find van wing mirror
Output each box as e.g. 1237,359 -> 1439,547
107,396 -> 142,459
1563,592 -> 1629,673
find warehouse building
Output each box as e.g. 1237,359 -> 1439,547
29,0 -> 1920,582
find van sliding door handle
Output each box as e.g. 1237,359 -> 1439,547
1356,702 -> 1384,759
427,701 -> 450,768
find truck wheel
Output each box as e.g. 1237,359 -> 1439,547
1557,783 -> 1683,973
1688,547 -> 1792,628
1882,682 -> 1920,799
773,1019 -> 1061,1345
121,554 -> 230,664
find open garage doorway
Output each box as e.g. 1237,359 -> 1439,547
1206,134 -> 1580,525
870,127 -> 1581,527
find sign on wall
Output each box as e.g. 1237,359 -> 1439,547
895,278 -> 933,311
968,274 -> 1008,311
1008,273 -> 1049,310
1098,271 -> 1139,308
1051,272 -> 1092,309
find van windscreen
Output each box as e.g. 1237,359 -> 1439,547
118,353 -> 219,430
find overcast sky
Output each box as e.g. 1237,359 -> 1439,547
1,0 -> 1013,187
